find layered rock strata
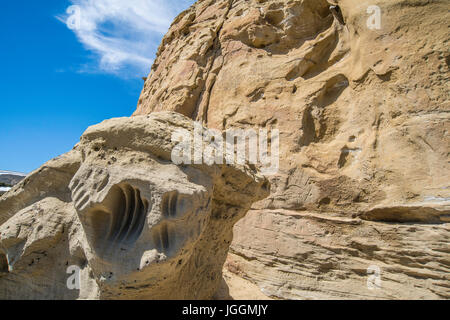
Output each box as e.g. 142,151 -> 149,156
134,0 -> 450,299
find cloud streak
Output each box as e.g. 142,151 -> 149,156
57,0 -> 194,76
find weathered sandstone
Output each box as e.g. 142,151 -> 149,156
0,112 -> 268,299
135,0 -> 450,299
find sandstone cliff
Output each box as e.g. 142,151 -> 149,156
135,0 -> 450,299
0,0 -> 448,300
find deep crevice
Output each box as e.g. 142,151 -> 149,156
0,253 -> 8,273
84,183 -> 149,254
162,191 -> 179,218
153,223 -> 171,252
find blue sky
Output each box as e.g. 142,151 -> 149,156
0,0 -> 194,173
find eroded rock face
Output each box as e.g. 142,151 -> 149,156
135,0 -> 450,299
0,112 -> 268,299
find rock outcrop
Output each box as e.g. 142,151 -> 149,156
135,0 -> 450,299
0,112 -> 268,299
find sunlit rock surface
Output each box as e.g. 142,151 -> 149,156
0,112 -> 268,299
134,0 -> 450,299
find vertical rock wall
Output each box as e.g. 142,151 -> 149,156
134,0 -> 450,299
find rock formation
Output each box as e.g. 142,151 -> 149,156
1,0 -> 449,300
0,112 -> 268,299
134,0 -> 450,299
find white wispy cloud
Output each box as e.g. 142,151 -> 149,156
57,0 -> 194,76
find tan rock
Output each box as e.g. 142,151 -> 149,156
0,112 -> 268,299
134,0 -> 450,299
